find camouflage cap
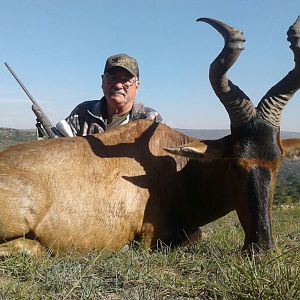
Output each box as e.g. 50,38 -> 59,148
104,53 -> 139,78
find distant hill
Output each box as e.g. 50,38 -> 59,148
1,127 -> 300,150
177,128 -> 300,140
0,127 -> 36,150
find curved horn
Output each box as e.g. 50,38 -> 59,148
197,18 -> 256,127
257,16 -> 300,128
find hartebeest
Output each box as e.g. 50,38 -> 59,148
0,17 -> 300,256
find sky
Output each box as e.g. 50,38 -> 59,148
1,0 -> 299,132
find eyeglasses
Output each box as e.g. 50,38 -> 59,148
103,74 -> 138,88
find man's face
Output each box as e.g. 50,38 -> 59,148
102,67 -> 139,114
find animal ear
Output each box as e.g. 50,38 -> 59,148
164,139 -> 225,160
282,139 -> 300,161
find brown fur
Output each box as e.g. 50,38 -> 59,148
0,121 -> 191,254
0,120 -> 299,255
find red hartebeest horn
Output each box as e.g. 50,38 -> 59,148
197,17 -> 256,128
257,16 -> 300,128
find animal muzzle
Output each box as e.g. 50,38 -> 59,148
243,166 -> 275,252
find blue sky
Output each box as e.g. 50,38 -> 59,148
1,0 -> 299,131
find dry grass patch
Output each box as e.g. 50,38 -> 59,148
0,206 -> 299,299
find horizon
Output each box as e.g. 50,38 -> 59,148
1,0 -> 299,131
1,126 -> 300,136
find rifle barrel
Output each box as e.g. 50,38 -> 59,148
4,62 -> 54,127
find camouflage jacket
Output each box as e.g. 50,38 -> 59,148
66,97 -> 163,136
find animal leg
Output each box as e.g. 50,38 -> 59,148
0,168 -> 50,253
0,238 -> 46,256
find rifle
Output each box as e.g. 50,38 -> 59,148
4,63 -> 73,139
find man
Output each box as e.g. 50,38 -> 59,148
66,53 -> 163,136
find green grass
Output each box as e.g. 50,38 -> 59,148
0,206 -> 299,300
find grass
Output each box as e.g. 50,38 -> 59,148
0,205 -> 299,300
